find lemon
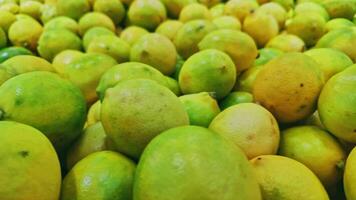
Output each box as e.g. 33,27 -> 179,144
78,12 -> 115,36
0,2 -> 19,13
210,3 -> 225,18
304,48 -> 353,81
286,14 -> 326,47
212,15 -> 241,30
173,19 -> 217,59
66,122 -> 108,170
179,92 -> 220,127
266,33 -> 305,52
224,0 -> 259,22
61,151 -> 135,200
198,0 -> 221,7
210,103 -> 280,159
87,35 -> 130,64
250,155 -> 329,200
219,91 -> 254,110
164,76 -> 181,96
254,47 -> 284,66
198,29 -> 258,72
2,55 -> 54,75
179,49 -> 237,99
279,126 -> 346,189
101,79 -> 189,159
86,100 -> 101,126
242,12 -> 279,47
56,0 -> 90,20
40,3 -> 57,24
318,65 -> 356,143
179,3 -> 211,22
0,71 -> 87,151
294,2 -> 329,21
93,0 -> 125,25
134,126 -> 262,200
44,16 -> 79,34
130,33 -> 177,75
253,52 -> 324,123
19,0 -> 42,20
155,20 -> 183,41
326,18 -> 354,32
0,46 -> 32,64
83,27 -> 115,50
256,2 -> 287,28
0,121 -> 61,200
322,0 -> 356,20
120,26 -> 149,45
52,50 -> 84,74
344,147 -> 356,200
96,62 -> 168,100
0,10 -> 16,32
60,53 -> 117,104
8,18 -> 43,51
128,0 -> 167,31
37,29 -> 82,61
160,0 -> 196,18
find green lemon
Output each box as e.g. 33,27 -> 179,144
179,92 -> 220,127
101,79 -> 189,159
19,0 -> 42,20
8,18 -> 43,51
93,0 -> 125,25
78,12 -> 115,36
52,50 -> 84,74
155,20 -> 183,41
134,126 -> 262,200
2,55 -> 54,75
179,49 -> 236,99
0,10 -> 16,32
120,26 -> 149,45
56,0 -> 90,20
0,71 -> 87,151
83,27 -> 115,50
87,35 -> 130,64
212,16 -> 241,30
61,151 -> 135,200
219,91 -> 254,110
44,16 -> 79,34
179,3 -> 211,22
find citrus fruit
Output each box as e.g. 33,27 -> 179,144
322,0 -> 356,20
60,53 -> 117,104
0,2 -> 19,13
219,91 -> 254,110
250,155 -> 329,200
198,0 -> 221,7
61,151 -> 135,200
101,79 -> 189,159
128,0 -> 167,31
120,26 -> 149,45
160,0 -> 197,18
294,2 -> 329,21
326,18 -> 354,32
286,14 -> 326,47
242,12 -> 279,47
37,29 -> 82,61
318,65 -> 356,143
40,3 -> 57,24
19,0 -> 42,20
66,122 -> 108,170
173,19 -> 217,59
344,147 -> 356,200
304,48 -> 353,80
279,125 -> 346,188
224,0 -> 259,22
271,0 -> 294,10
179,49 -> 237,99
56,0 -> 90,20
0,71 -> 87,151
155,20 -> 183,41
0,27 -> 6,48
256,2 -> 287,28
44,16 -> 79,34
210,103 -> 280,159
78,12 -> 115,36
210,3 -> 225,18
0,10 -> 16,32
130,33 -> 177,75
253,52 -> 324,123
83,27 -> 115,50
254,47 -> 284,66
52,50 -> 84,74
96,62 -> 168,100
198,29 -> 258,72
8,18 -> 43,51
87,35 -> 130,64
212,15 -> 241,30
93,0 -> 125,25
86,100 -> 101,126
0,121 -> 61,200
179,92 -> 220,127
179,3 -> 211,22
134,126 -> 262,200
2,55 -> 54,75
0,46 -> 32,63
266,33 -> 306,52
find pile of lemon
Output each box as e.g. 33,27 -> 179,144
1,0 -> 356,199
